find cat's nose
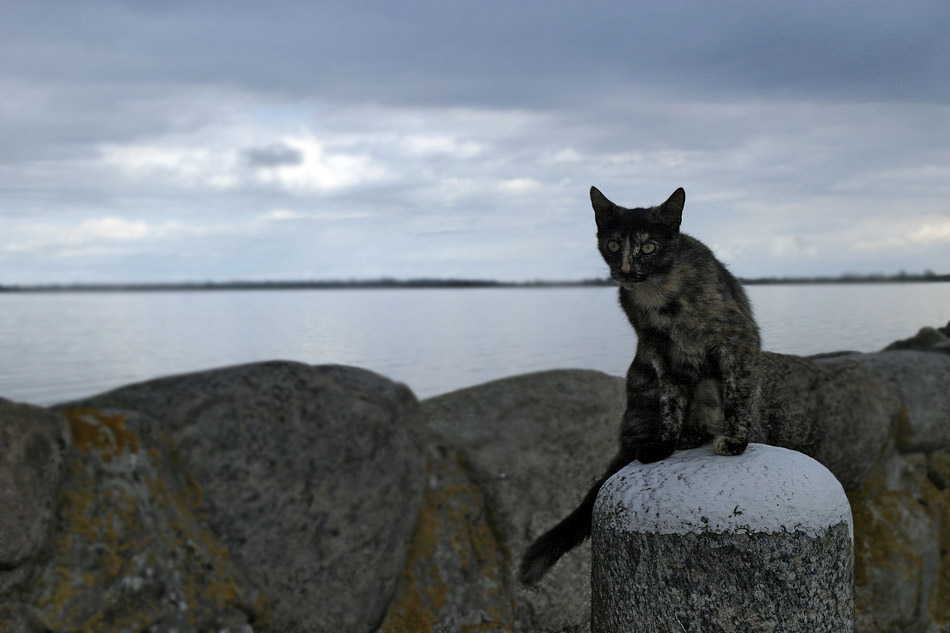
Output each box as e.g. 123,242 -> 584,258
622,261 -> 632,273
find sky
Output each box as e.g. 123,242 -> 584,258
1,1 -> 949,284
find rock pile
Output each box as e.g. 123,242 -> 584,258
1,325 -> 948,632
2,364 -> 426,633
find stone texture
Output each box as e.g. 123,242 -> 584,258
3,407 -> 262,632
417,343 -> 949,632
756,351 -> 897,488
847,450 -> 950,633
0,399 -> 65,598
0,605 -> 46,633
58,362 -> 428,633
2,324 -> 945,632
591,444 -> 853,633
422,370 -> 625,633
378,442 -> 516,633
593,444 -> 853,538
844,350 -> 950,453
883,326 -> 950,353
592,527 -> 853,633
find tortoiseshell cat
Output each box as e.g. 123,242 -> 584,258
519,186 -> 761,585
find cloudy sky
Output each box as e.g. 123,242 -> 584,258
2,1 -> 949,284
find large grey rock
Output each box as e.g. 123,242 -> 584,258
591,444 -> 853,633
0,399 -> 65,598
417,344 -> 949,632
703,349 -> 950,632
58,362 -> 428,633
756,351 -> 898,488
801,346 -> 950,631
5,407 -> 261,632
422,370 -> 625,632
846,449 -> 950,632
883,326 -> 950,353
843,350 -> 950,453
756,347 -> 950,476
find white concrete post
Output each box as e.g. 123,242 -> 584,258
591,443 -> 853,633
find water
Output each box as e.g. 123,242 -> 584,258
1,284 -> 947,406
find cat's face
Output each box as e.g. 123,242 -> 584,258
591,187 -> 684,287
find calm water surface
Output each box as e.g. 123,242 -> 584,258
1,284 -> 947,406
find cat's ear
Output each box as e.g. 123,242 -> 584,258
590,186 -> 615,225
656,187 -> 685,228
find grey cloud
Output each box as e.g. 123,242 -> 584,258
243,144 -> 304,168
2,1 -> 948,111
1,1 -> 947,172
1,0 -> 949,284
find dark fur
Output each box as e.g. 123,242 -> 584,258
518,186 -> 761,586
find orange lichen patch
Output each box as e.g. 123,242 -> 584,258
36,469 -> 138,623
146,447 -> 162,464
381,486 -> 443,633
849,465 -> 921,586
51,566 -> 85,605
68,458 -> 85,477
182,473 -> 206,509
207,577 -> 242,607
848,449 -> 950,632
162,434 -> 183,465
181,572 -> 202,624
26,422 -> 265,632
61,408 -> 140,462
60,490 -> 96,540
78,606 -> 155,633
462,624 -> 511,633
0,606 -> 51,633
378,448 -> 515,633
894,405 -> 913,451
927,451 -> 950,625
196,526 -> 231,567
251,594 -> 274,631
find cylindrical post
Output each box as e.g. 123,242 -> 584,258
591,443 -> 853,633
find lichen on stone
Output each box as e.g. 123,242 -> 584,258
847,449 -> 950,632
14,408 -> 264,632
378,445 -> 515,633
62,408 -> 140,462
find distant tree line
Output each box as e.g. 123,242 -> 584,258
1,271 -> 948,292
739,270 -> 950,285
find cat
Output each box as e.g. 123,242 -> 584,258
518,186 -> 761,586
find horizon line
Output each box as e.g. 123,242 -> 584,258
2,271 -> 950,292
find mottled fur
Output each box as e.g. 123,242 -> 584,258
519,186 -> 761,586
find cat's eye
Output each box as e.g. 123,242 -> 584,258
642,242 -> 657,254
606,240 -> 621,253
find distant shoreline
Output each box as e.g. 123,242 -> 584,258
2,274 -> 949,293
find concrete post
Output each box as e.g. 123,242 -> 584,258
591,443 -> 853,633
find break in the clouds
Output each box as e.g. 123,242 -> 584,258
1,0 -> 949,283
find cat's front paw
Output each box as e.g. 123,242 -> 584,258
676,430 -> 709,450
636,440 -> 676,463
713,435 -> 748,456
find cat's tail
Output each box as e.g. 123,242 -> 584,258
518,451 -> 633,586
518,475 -> 606,585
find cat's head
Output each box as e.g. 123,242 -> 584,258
591,187 -> 684,286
